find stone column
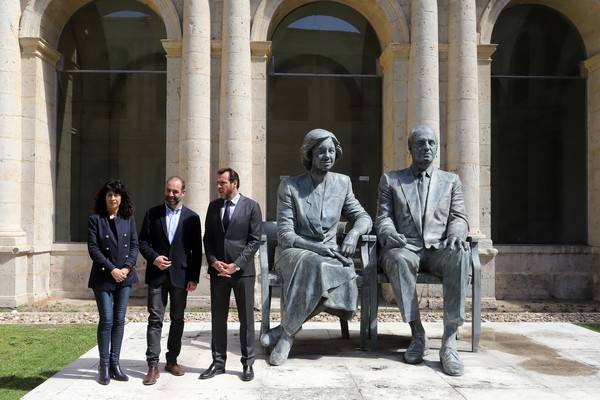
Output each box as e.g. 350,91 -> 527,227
0,0 -> 28,307
251,41 -> 271,211
0,0 -> 25,247
584,53 -> 600,301
180,0 -> 211,216
408,0 -> 440,156
219,0 -> 253,196
161,39 -> 182,179
446,0 -> 480,234
19,37 -> 61,306
477,44 -> 497,239
380,43 -> 411,171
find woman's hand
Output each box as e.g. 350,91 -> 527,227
340,230 -> 360,256
111,268 -> 127,283
306,242 -> 336,258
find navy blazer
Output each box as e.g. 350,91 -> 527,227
87,214 -> 139,291
203,195 -> 262,278
139,204 -> 202,288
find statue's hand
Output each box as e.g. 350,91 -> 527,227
443,236 -> 469,251
340,231 -> 359,256
384,232 -> 407,249
306,242 -> 336,258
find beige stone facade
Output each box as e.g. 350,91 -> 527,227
1,0 -> 599,306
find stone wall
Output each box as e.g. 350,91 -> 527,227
495,245 -> 594,300
48,243 -> 212,302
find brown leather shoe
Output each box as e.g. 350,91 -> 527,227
142,366 -> 160,385
165,362 -> 185,376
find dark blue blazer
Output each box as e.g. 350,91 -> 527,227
87,214 -> 139,290
203,195 -> 262,278
139,204 -> 202,288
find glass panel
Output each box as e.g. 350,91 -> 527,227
55,0 -> 166,242
267,75 -> 382,220
268,2 -> 382,221
491,5 -> 587,244
58,0 -> 166,71
491,5 -> 585,76
272,2 -> 380,75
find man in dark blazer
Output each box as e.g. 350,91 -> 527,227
200,167 -> 262,382
139,176 -> 202,385
375,125 -> 470,376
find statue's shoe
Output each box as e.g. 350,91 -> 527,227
269,334 -> 294,366
439,345 -> 464,376
403,335 -> 428,364
260,325 -> 282,349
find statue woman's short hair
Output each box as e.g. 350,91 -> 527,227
300,128 -> 343,171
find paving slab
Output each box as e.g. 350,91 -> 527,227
22,322 -> 600,400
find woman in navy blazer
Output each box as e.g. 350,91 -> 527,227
87,179 -> 139,385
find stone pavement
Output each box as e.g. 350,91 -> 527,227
23,321 -> 600,400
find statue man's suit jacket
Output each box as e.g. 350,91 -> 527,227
375,168 -> 469,252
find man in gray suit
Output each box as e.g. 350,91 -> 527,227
375,125 -> 470,376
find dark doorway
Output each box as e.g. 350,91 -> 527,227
491,5 -> 587,244
267,1 -> 382,220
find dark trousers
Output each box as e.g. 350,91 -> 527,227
210,275 -> 255,368
381,246 -> 470,325
146,276 -> 188,366
94,286 -> 132,366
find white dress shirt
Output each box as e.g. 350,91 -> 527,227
165,203 -> 183,244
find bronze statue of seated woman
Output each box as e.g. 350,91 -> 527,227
261,128 -> 372,365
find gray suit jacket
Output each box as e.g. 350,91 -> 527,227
277,172 -> 372,249
375,168 -> 468,251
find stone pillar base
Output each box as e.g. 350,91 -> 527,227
0,248 -> 30,307
593,248 -> 600,301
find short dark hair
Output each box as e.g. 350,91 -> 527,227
93,179 -> 134,218
166,176 -> 186,191
217,167 -> 240,189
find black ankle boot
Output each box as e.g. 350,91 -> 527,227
98,364 -> 110,385
109,361 -> 129,381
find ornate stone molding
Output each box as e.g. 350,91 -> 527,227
251,41 -> 272,60
584,52 -> 600,73
161,39 -> 182,58
439,43 -> 497,64
19,37 -> 61,66
379,43 -> 410,68
439,43 -> 449,61
477,44 -> 498,64
210,40 -> 222,56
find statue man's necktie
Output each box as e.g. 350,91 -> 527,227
418,171 -> 428,219
223,200 -> 231,231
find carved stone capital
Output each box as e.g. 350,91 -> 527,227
19,37 -> 61,66
477,44 -> 498,65
161,39 -> 182,58
584,52 -> 600,73
211,40 -> 222,56
379,43 -> 410,69
251,41 -> 272,60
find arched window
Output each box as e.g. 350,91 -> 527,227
55,0 -> 167,242
491,5 -> 587,244
267,1 -> 382,219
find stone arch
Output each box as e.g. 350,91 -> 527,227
251,0 -> 409,48
479,0 -> 600,56
19,0 -> 182,46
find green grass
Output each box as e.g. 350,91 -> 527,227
578,323 -> 600,333
0,325 -> 96,400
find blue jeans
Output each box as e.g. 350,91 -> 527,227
94,286 -> 132,366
